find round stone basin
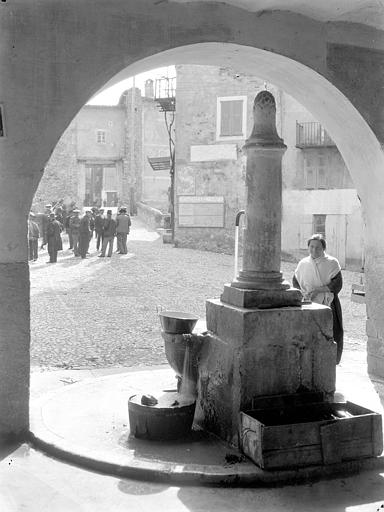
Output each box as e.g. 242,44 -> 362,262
159,311 -> 199,334
128,392 -> 196,441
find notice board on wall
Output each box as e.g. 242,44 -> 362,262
178,196 -> 225,227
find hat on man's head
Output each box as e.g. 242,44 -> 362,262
45,204 -> 52,209
91,207 -> 97,212
107,209 -> 112,215
49,212 -> 55,218
72,209 -> 80,213
119,206 -> 127,212
29,212 -> 35,217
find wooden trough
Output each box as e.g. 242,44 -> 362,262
240,393 -> 383,470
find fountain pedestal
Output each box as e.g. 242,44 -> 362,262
195,300 -> 336,446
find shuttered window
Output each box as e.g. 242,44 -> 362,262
220,100 -> 243,136
217,96 -> 247,140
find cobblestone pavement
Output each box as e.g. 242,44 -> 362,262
30,218 -> 367,371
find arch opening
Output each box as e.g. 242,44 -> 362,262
30,41 -> 380,369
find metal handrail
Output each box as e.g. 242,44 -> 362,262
296,121 -> 335,148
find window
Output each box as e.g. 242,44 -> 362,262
313,214 -> 326,237
304,159 -> 328,189
96,130 -> 106,144
317,167 -> 327,188
216,96 -> 247,140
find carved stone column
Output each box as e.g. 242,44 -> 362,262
222,91 -> 302,308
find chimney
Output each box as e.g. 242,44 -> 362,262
144,79 -> 154,99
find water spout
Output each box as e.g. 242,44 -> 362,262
179,335 -> 197,399
234,210 -> 245,280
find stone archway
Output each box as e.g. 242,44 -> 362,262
1,1 -> 384,440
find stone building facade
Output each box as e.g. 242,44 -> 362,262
34,84 -> 170,214
173,65 -> 363,269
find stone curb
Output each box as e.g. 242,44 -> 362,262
28,429 -> 384,487
28,375 -> 384,487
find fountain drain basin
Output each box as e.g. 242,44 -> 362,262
128,392 -> 196,441
240,398 -> 383,470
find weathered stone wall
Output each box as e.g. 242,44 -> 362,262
174,65 -> 266,251
0,263 -> 30,441
136,202 -> 164,229
34,105 -> 126,210
327,44 -> 384,144
33,124 -> 80,211
197,300 -> 336,446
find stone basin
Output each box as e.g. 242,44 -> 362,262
128,392 -> 196,440
159,311 -> 199,334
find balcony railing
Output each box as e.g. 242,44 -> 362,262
154,77 -> 176,112
296,121 -> 335,148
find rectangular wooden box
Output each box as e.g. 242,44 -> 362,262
240,396 -> 383,470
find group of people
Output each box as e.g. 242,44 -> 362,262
28,202 -> 132,263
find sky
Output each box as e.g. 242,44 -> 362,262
87,66 -> 176,106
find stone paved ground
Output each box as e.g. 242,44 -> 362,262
30,218 -> 367,371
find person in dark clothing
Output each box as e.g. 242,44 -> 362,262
69,209 -> 81,256
46,213 -> 62,263
94,208 -> 105,251
89,207 -> 97,241
40,204 -> 52,249
292,233 -> 344,364
115,206 -> 131,254
28,212 -> 40,261
54,206 -> 64,229
79,211 -> 92,259
61,204 -> 67,234
66,202 -> 78,249
98,210 -> 116,258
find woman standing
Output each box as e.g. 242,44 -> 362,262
293,233 -> 344,364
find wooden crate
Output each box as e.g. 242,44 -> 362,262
240,397 -> 383,470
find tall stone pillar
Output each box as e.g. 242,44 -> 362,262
0,174 -> 32,442
197,92 -> 336,447
221,91 -> 302,308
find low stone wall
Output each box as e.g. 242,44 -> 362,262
174,227 -> 235,254
136,202 -> 164,230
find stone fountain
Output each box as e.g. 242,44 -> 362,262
129,91 -> 382,468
